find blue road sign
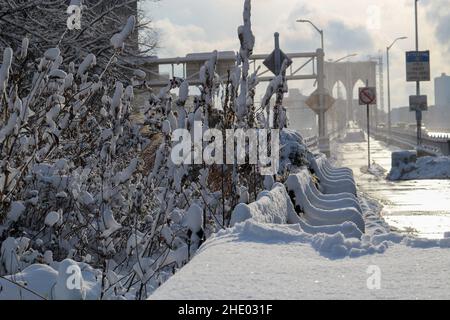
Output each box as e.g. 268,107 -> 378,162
406,50 -> 430,82
406,51 -> 430,63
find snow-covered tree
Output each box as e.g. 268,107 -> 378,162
0,0 -> 159,80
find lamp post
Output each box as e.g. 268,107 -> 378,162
332,53 -> 358,63
296,19 -> 324,50
386,36 -> 408,140
297,19 -> 328,155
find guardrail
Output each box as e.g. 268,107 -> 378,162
304,128 -> 345,152
372,127 -> 450,156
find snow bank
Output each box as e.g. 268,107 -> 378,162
230,183 -> 298,226
388,153 -> 450,181
280,129 -> 307,169
151,217 -> 450,300
0,259 -> 101,300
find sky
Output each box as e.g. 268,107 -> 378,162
141,0 -> 450,110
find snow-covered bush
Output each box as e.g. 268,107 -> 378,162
0,0 -> 305,300
0,13 -> 193,299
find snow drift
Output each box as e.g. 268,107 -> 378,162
388,151 -> 450,180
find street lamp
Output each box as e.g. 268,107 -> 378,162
296,19 -> 324,51
332,53 -> 358,63
387,36 -> 408,139
297,19 -> 328,155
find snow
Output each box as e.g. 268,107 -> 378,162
44,211 -> 61,227
44,48 -> 60,62
308,153 -> 357,195
20,38 -> 29,60
0,47 -> 13,92
150,219 -> 450,300
0,112 -> 18,144
230,183 -> 297,226
286,171 -> 365,233
0,259 -> 101,300
7,201 -> 26,223
183,203 -> 204,234
388,153 -> 450,180
110,16 -> 136,50
49,69 -> 67,80
77,53 -> 96,76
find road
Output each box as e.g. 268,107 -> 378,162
334,131 -> 450,239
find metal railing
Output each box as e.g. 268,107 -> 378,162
373,126 -> 450,156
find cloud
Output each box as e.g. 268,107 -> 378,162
154,18 -> 238,57
325,21 -> 374,52
423,0 -> 450,54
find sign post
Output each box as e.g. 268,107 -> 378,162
359,82 -> 377,169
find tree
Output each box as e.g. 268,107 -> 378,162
0,0 -> 159,78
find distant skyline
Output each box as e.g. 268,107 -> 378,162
142,0 -> 450,110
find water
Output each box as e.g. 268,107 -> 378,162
428,132 -> 450,139
334,133 -> 450,239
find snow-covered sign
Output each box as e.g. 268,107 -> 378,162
358,87 -> 377,105
305,89 -> 335,114
406,51 -> 430,82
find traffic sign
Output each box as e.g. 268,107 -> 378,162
305,89 -> 335,114
409,95 -> 428,112
358,87 -> 377,105
406,51 -> 430,82
263,50 -> 292,75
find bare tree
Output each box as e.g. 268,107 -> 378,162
0,0 -> 159,76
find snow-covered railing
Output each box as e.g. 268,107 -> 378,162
230,179 -> 364,239
304,136 -> 319,150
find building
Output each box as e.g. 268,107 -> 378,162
435,73 -> 450,107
